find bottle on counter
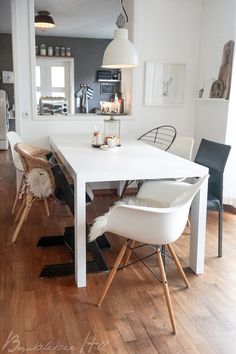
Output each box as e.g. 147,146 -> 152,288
113,93 -> 120,113
117,91 -> 125,113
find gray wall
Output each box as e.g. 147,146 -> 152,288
36,36 -> 120,113
0,33 -> 14,108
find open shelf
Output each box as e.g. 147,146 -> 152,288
197,98 -> 228,102
98,79 -> 121,83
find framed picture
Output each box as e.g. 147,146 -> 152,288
100,83 -> 114,95
145,61 -> 185,106
2,71 -> 14,84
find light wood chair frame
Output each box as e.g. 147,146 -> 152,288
11,143 -> 54,243
97,239 -> 189,334
11,143 -> 50,214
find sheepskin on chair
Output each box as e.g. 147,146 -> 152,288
88,196 -> 170,242
26,168 -> 53,198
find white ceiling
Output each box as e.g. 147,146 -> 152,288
0,0 -> 121,39
35,0 -> 120,38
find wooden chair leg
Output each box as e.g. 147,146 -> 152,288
167,244 -> 190,288
24,198 -> 36,221
14,196 -> 26,222
12,175 -> 24,214
44,199 -> 50,216
156,248 -> 176,334
11,195 -> 33,244
123,240 -> 136,266
97,240 -> 129,307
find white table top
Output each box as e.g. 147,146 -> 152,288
50,134 -> 208,183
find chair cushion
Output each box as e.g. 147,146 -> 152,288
26,168 -> 53,198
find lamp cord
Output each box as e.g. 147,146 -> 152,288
121,0 -> 128,23
116,0 -> 128,28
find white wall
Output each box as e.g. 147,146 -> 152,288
11,0 -> 202,147
131,0 -> 202,139
194,0 -> 236,154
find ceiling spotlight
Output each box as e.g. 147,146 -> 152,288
35,11 -> 55,30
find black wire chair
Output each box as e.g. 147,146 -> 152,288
121,125 -> 177,198
195,138 -> 231,257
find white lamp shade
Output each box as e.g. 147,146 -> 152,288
102,28 -> 139,69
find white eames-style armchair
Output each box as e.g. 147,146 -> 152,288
89,176 -> 207,334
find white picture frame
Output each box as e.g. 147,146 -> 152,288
2,71 -> 14,84
145,61 -> 185,106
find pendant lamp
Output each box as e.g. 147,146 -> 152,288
102,1 -> 138,69
35,11 -> 55,30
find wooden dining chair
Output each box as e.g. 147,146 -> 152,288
11,143 -> 55,243
7,132 -> 50,215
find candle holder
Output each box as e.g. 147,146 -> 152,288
104,115 -> 121,146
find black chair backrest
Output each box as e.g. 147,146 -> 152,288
51,164 -> 75,215
138,125 -> 177,151
195,138 -> 231,203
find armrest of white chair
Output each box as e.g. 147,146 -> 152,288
106,204 -> 189,245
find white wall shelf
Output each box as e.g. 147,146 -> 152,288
197,98 -> 229,102
98,79 -> 121,82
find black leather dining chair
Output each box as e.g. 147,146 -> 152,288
195,138 -> 231,257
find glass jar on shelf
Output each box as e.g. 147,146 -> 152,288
55,47 -> 60,56
40,44 -> 46,56
66,47 -> 71,57
48,46 -> 53,56
60,47 -> 66,56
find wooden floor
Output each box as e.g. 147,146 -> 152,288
1,149 -> 236,354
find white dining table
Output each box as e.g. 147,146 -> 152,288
49,134 -> 209,288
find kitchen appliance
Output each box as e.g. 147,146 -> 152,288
39,96 -> 68,115
0,90 -> 9,150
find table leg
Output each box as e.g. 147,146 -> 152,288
190,176 -> 208,274
74,177 -> 86,287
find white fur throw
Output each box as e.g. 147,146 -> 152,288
88,196 -> 169,242
26,168 -> 53,198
